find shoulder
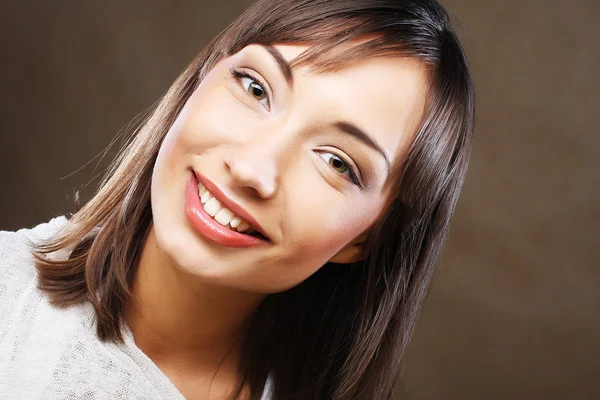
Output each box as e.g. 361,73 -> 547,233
0,216 -> 69,301
0,215 -> 69,265
0,215 -> 69,249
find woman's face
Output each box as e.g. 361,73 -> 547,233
151,43 -> 427,293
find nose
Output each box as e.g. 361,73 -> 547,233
223,133 -> 285,199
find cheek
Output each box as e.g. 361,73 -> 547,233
167,93 -> 234,154
265,195 -> 377,292
284,184 -> 378,266
151,81 -> 235,225
160,71 -> 247,162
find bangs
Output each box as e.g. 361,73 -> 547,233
291,35 -> 432,74
225,2 -> 445,74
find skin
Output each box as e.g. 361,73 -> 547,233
126,43 -> 428,399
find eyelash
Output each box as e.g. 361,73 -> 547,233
229,67 -> 362,187
319,151 -> 362,186
230,68 -> 270,105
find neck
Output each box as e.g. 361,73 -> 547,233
125,225 -> 265,372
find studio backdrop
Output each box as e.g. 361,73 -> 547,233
1,1 -> 598,399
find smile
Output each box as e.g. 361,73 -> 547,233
198,183 -> 256,234
184,170 -> 270,247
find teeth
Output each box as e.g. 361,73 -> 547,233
199,185 -> 208,198
204,198 -> 221,217
197,182 -> 257,234
236,221 -> 250,232
200,190 -> 212,204
214,208 -> 234,226
229,216 -> 242,228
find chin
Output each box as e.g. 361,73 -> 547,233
150,205 -> 236,287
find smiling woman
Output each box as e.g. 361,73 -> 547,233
0,1 -> 474,399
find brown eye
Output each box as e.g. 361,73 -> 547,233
328,154 -> 349,173
317,151 -> 362,187
247,82 -> 266,100
231,68 -> 271,109
240,76 -> 267,102
319,152 -> 350,175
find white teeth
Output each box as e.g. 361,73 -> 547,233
229,216 -> 242,228
204,197 -> 221,217
198,183 -> 208,199
197,183 -> 258,234
236,221 -> 250,232
200,190 -> 212,204
214,208 -> 234,226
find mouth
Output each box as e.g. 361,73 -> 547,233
184,170 -> 270,247
197,181 -> 269,241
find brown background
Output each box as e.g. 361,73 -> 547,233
1,1 -> 598,399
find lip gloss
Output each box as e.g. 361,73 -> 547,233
184,171 -> 268,247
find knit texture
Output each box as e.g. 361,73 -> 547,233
0,216 -> 272,400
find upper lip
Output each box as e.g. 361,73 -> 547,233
194,170 -> 270,241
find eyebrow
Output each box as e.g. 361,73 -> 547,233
334,122 -> 391,174
263,45 -> 294,87
261,45 -> 391,175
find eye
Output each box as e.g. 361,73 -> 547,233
317,151 -> 361,186
230,68 -> 270,109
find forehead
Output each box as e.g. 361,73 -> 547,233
272,43 -> 429,166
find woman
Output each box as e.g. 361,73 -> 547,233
0,0 -> 474,399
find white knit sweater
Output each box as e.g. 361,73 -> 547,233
0,217 -> 272,400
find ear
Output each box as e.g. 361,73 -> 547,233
328,231 -> 369,264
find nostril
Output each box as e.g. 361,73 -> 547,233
250,187 -> 262,198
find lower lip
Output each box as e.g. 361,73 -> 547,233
184,171 -> 268,247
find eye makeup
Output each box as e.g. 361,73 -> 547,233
228,60 -> 369,190
229,67 -> 272,110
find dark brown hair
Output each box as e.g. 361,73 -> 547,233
33,1 -> 475,399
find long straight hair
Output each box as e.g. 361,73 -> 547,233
32,1 -> 475,399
